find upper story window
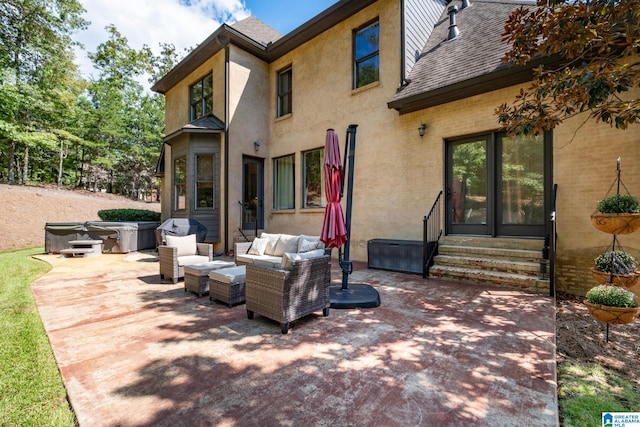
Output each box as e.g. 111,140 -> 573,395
195,154 -> 214,210
174,156 -> 186,210
277,66 -> 292,117
190,73 -> 213,121
273,154 -> 295,210
302,148 -> 325,208
353,20 -> 380,89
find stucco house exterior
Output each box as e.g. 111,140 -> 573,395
152,0 -> 640,296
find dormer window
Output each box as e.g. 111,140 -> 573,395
190,73 -> 213,121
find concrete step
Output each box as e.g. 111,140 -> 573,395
439,236 -> 544,251
434,254 -> 541,277
430,265 -> 550,293
437,245 -> 542,263
60,248 -> 99,258
428,236 -> 548,293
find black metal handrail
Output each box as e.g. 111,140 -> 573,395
423,190 -> 443,279
549,183 -> 557,297
237,200 -> 258,242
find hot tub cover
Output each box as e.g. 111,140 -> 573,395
156,218 -> 208,246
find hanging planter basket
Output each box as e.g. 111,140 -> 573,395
591,213 -> 640,234
590,268 -> 640,288
584,300 -> 640,325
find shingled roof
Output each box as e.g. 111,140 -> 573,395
389,0 -> 548,114
231,16 -> 282,46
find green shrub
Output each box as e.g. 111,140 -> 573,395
97,209 -> 161,222
596,194 -> 640,213
585,285 -> 638,308
594,250 -> 637,274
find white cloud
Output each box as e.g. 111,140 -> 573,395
74,0 -> 250,82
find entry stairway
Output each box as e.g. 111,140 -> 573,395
429,236 -> 550,293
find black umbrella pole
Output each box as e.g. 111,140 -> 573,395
341,125 -> 357,290
330,124 -> 380,309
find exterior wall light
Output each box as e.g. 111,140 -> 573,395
253,141 -> 260,152
418,123 -> 427,137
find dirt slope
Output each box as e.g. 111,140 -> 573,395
0,183 -> 160,252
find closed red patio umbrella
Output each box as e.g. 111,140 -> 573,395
320,129 -> 347,249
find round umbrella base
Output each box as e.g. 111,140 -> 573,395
329,283 -> 381,309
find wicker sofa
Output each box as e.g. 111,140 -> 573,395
158,234 -> 213,283
245,253 -> 331,334
234,233 -> 326,267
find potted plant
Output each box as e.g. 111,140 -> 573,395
591,250 -> 639,287
591,194 -> 640,234
584,284 -> 640,325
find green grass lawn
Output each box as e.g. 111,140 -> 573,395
0,247 -> 76,426
558,361 -> 640,426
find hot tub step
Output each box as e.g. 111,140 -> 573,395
61,240 -> 103,258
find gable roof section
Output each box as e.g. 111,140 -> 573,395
230,16 -> 283,46
389,0 -> 555,114
163,114 -> 226,144
152,0 -> 378,94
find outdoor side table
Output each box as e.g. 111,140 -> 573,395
184,261 -> 235,297
209,265 -> 247,307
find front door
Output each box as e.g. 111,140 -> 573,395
242,156 -> 264,231
446,132 -> 550,237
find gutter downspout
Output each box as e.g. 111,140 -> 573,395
399,0 -> 406,87
223,40 -> 230,254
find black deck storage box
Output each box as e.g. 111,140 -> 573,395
367,239 -> 423,274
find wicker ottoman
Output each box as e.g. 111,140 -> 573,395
184,261 -> 235,297
209,266 -> 247,307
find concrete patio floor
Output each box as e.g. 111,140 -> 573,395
31,251 -> 558,426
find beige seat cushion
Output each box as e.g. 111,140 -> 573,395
177,255 -> 210,267
166,234 -> 197,257
209,266 -> 246,284
274,234 -> 300,256
236,253 -> 282,268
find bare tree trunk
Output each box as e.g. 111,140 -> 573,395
21,145 -> 28,185
8,141 -> 15,184
57,139 -> 64,188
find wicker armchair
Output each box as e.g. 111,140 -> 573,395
246,255 -> 331,334
158,241 -> 213,284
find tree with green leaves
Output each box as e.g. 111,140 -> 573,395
497,0 -> 640,136
82,25 -> 166,199
0,0 -> 88,184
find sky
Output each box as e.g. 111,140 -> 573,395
73,0 -> 339,84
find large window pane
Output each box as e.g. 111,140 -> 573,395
303,148 -> 325,208
500,134 -> 544,225
451,139 -> 487,225
174,157 -> 186,210
354,21 -> 379,88
273,155 -> 294,210
196,154 -> 214,209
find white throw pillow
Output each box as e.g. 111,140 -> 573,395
298,239 -> 324,253
281,249 -> 326,270
260,233 -> 281,255
299,235 -> 325,249
166,234 -> 197,257
274,234 -> 300,256
248,237 -> 268,255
